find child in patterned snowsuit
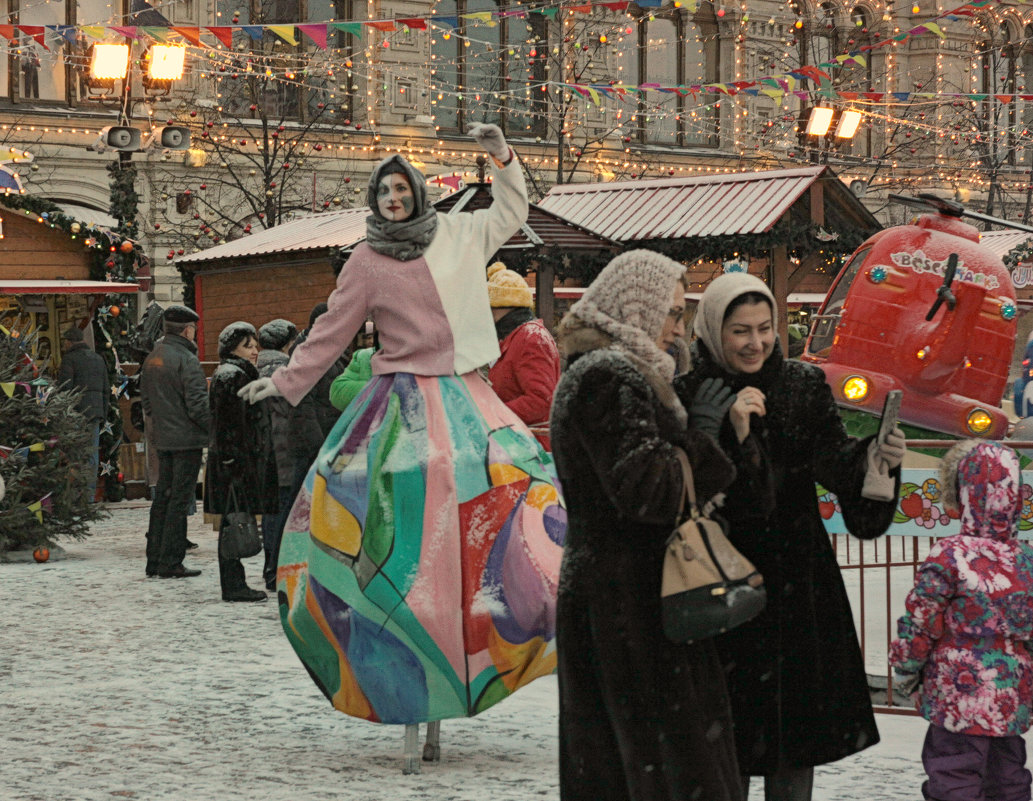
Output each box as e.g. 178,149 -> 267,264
890,440 -> 1033,801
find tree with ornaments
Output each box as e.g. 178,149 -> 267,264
0,329 -> 103,554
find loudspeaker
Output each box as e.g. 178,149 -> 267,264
97,126 -> 142,152
151,125 -> 190,150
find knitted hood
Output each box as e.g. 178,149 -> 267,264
563,249 -> 686,381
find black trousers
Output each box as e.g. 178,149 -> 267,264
146,449 -> 202,572
742,768 -> 814,801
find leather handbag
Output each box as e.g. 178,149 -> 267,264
661,447 -> 766,644
220,482 -> 261,560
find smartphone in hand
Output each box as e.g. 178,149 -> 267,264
877,390 -> 903,446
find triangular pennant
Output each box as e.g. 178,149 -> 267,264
432,15 -> 459,27
241,25 -> 264,40
46,25 -> 78,45
892,92 -> 911,101
206,26 -> 233,48
81,26 -> 106,40
297,23 -> 327,48
330,22 -> 363,36
398,18 -> 427,30
461,11 -> 495,24
922,22 -> 946,38
268,24 -> 298,44
110,25 -> 140,39
535,8 -> 559,17
171,26 -> 202,46
0,25 -> 17,42
996,94 -> 1014,104
17,25 -> 49,50
760,88 -> 784,101
364,20 -> 396,32
600,1 -> 630,9
141,26 -> 171,41
568,4 -> 592,12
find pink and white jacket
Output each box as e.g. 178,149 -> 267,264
272,158 -> 528,406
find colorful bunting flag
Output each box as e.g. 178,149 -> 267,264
267,24 -> 298,44
207,26 -> 233,48
297,24 -> 327,48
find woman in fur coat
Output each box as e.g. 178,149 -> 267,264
673,273 -> 906,801
550,249 -> 743,801
205,322 -> 279,602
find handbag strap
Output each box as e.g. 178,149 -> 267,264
673,447 -> 700,519
226,480 -> 242,513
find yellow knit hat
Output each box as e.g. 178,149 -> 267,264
486,262 -> 533,308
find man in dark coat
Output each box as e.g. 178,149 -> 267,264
485,262 -> 560,449
140,305 -> 210,579
285,302 -> 347,501
57,326 -> 109,502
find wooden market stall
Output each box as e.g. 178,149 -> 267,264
538,165 -> 882,344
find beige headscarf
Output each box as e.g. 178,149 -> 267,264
694,273 -> 778,372
565,249 -> 686,381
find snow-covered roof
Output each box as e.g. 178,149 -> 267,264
538,165 -> 880,241
175,208 -> 369,266
979,229 -> 1033,259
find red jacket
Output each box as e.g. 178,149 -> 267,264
488,318 -> 560,447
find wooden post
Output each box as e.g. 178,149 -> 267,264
536,260 -> 556,329
770,245 -> 790,348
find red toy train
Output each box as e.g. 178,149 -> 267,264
801,194 -> 1031,439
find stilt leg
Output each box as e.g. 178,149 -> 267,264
403,724 -> 421,774
423,720 -> 441,762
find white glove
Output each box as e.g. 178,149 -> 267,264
237,377 -> 282,404
468,123 -> 511,163
877,427 -> 906,470
862,430 -> 903,502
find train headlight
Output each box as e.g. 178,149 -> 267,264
966,409 -> 994,435
841,375 -> 869,402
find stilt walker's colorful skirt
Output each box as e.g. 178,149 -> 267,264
276,371 -> 567,724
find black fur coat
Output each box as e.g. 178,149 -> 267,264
550,328 -> 743,801
203,355 -> 279,516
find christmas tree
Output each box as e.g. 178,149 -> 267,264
0,330 -> 103,552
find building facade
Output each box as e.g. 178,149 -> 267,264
0,0 -> 1030,302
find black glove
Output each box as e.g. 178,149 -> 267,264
689,377 -> 734,440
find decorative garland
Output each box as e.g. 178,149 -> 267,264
1004,239 -> 1033,270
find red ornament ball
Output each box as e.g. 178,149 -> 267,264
33,547 -> 50,563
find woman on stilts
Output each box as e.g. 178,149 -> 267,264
239,126 -> 565,769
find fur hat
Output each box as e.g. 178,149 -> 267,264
258,318 -> 297,351
218,321 -> 257,360
163,305 -> 199,324
62,326 -> 84,342
486,262 -> 533,308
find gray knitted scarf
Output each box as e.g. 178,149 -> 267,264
365,155 -> 438,261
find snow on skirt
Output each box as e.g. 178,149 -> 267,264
276,370 -> 567,725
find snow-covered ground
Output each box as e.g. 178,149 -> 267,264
2,503 -> 1028,801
